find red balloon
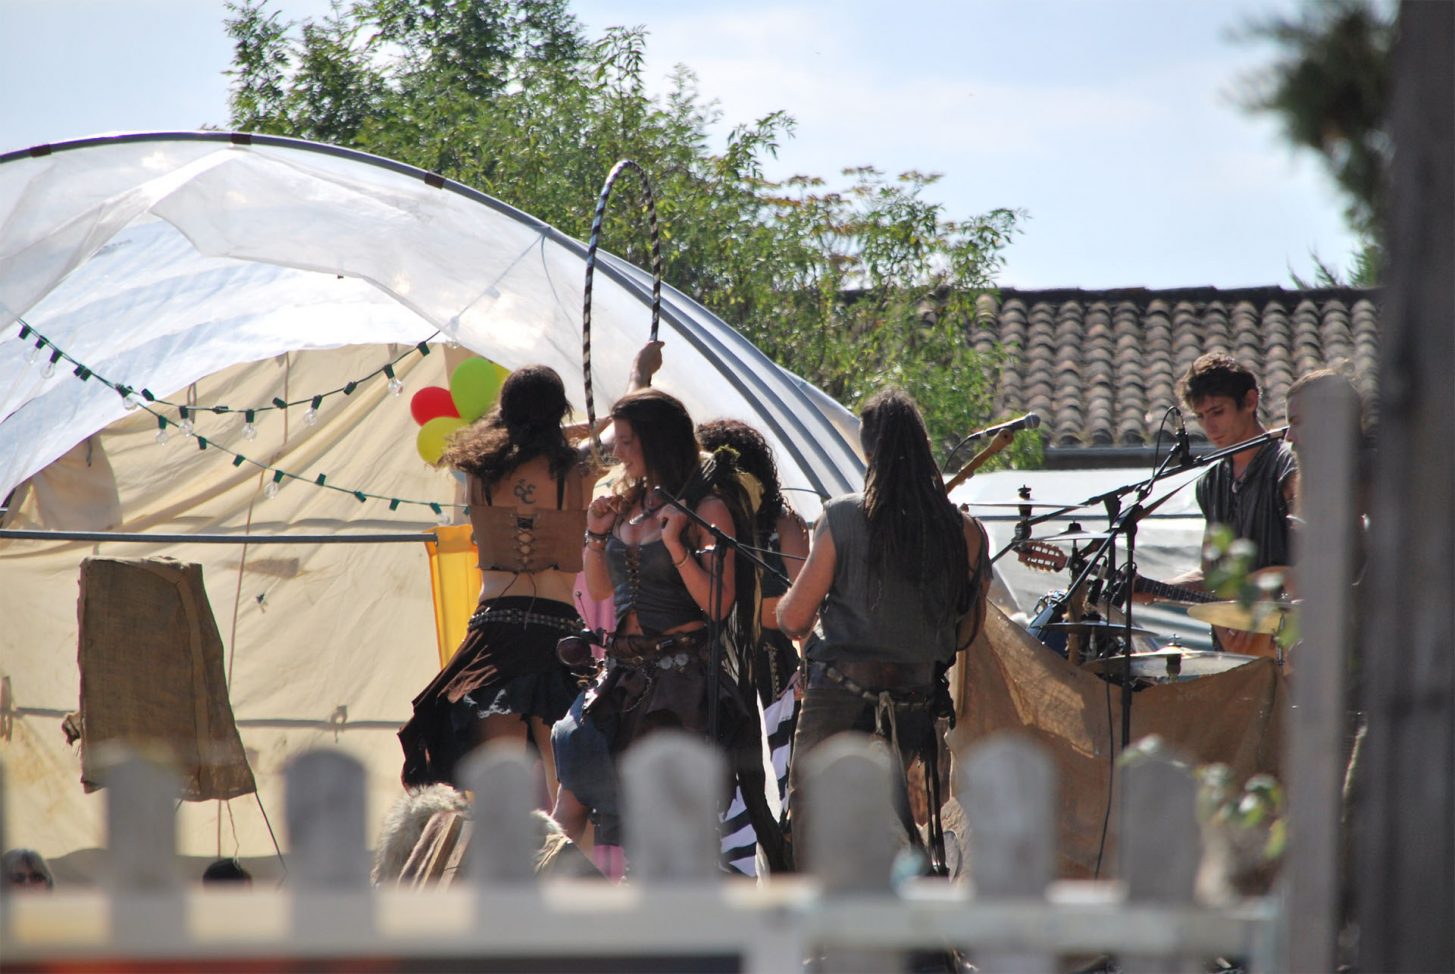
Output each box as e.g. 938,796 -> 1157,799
410,386 -> 460,426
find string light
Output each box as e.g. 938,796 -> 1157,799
8,318 -> 466,516
304,395 -> 322,427
8,319 -> 436,420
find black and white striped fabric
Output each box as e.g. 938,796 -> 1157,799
721,685 -> 799,876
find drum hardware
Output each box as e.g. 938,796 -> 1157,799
1040,620 -> 1159,639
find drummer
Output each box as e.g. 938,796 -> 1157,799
1134,352 -> 1297,658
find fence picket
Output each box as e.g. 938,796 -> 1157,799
460,742 -> 540,886
805,734 -> 902,973
284,748 -> 371,937
621,732 -> 724,884
962,734 -> 1056,973
1119,754 -> 1202,973
104,752 -> 185,948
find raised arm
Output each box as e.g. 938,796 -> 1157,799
775,516 -> 836,641
659,495 -> 737,622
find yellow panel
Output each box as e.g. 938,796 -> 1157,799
424,525 -> 482,667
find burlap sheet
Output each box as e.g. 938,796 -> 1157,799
949,604 -> 1285,878
77,557 -> 256,800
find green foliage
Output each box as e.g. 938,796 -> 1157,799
1235,0 -> 1394,285
222,0 -> 1035,468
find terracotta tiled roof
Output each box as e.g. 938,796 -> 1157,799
972,286 -> 1381,452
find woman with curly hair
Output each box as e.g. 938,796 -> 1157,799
776,387 -> 990,865
398,343 -> 660,797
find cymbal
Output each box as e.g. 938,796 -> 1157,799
1041,620 -> 1158,638
1039,529 -> 1113,542
1186,600 -> 1297,635
1084,649 -> 1261,679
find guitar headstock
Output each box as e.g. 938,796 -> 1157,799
1014,539 -> 1069,573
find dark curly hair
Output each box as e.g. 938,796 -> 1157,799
1177,352 -> 1259,409
609,388 -> 701,502
860,387 -> 970,624
439,365 -> 578,489
696,419 -> 786,529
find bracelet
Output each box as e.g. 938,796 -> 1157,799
672,551 -> 690,568
585,529 -> 610,545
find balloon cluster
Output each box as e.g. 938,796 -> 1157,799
410,358 -> 510,464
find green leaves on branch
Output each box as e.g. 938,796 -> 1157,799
223,0 -> 1035,468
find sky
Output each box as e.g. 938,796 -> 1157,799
0,0 -> 1360,289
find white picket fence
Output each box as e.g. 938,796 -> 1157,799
0,732 -> 1280,972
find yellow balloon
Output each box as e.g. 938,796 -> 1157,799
416,416 -> 466,465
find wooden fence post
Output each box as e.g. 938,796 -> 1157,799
806,734 -> 902,974
285,748 -> 371,938
1118,753 -> 1202,974
1355,2 -> 1455,970
104,752 -> 185,949
962,734 -> 1055,974
1287,377 -> 1359,973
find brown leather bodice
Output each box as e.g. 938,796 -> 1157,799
467,468 -> 588,573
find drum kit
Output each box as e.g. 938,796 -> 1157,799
974,486 -> 1297,689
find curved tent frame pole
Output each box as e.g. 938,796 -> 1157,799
581,159 -> 663,463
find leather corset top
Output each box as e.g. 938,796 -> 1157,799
469,472 -> 587,573
604,535 -> 704,636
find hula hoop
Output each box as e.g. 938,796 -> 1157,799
582,159 -> 663,463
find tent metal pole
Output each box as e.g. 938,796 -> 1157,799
0,529 -> 435,545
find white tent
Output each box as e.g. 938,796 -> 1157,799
0,133 -> 865,876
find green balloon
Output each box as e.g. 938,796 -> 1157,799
449,357 -> 509,422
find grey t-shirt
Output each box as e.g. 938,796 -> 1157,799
805,493 -> 961,667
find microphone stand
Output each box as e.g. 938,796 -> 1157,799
649,485 -> 791,745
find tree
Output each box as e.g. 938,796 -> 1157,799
1235,0 -> 1395,286
222,0 -> 1034,467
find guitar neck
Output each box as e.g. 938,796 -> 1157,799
1132,574 -> 1217,605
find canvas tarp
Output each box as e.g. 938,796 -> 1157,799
0,133 -> 867,874
949,604 -> 1286,878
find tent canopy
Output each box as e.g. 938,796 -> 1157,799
0,132 -> 864,511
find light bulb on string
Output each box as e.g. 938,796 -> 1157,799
26,343 -> 42,366
41,351 -> 60,379
304,395 -> 322,427
242,410 -> 258,440
264,471 -> 284,499
121,393 -> 139,412
154,416 -> 170,444
178,406 -> 194,436
384,364 -> 404,396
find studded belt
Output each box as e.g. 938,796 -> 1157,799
467,607 -> 584,635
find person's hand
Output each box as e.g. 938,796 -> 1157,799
658,505 -> 690,550
588,494 -> 624,534
630,340 -> 664,388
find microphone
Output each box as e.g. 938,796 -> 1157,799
626,486 -> 667,526
965,412 -> 1041,441
1171,407 -> 1193,467
557,628 -> 606,668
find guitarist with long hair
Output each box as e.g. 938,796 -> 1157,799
776,387 -> 991,866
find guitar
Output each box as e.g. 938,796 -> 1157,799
1013,540 -> 1283,658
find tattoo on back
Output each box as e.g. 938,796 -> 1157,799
513,479 -> 536,504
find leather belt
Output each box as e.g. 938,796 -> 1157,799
608,629 -> 710,670
807,658 -> 936,690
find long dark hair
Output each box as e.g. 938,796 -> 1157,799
609,388 -> 701,501
696,419 -> 786,530
440,365 -> 577,489
860,388 -> 970,622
